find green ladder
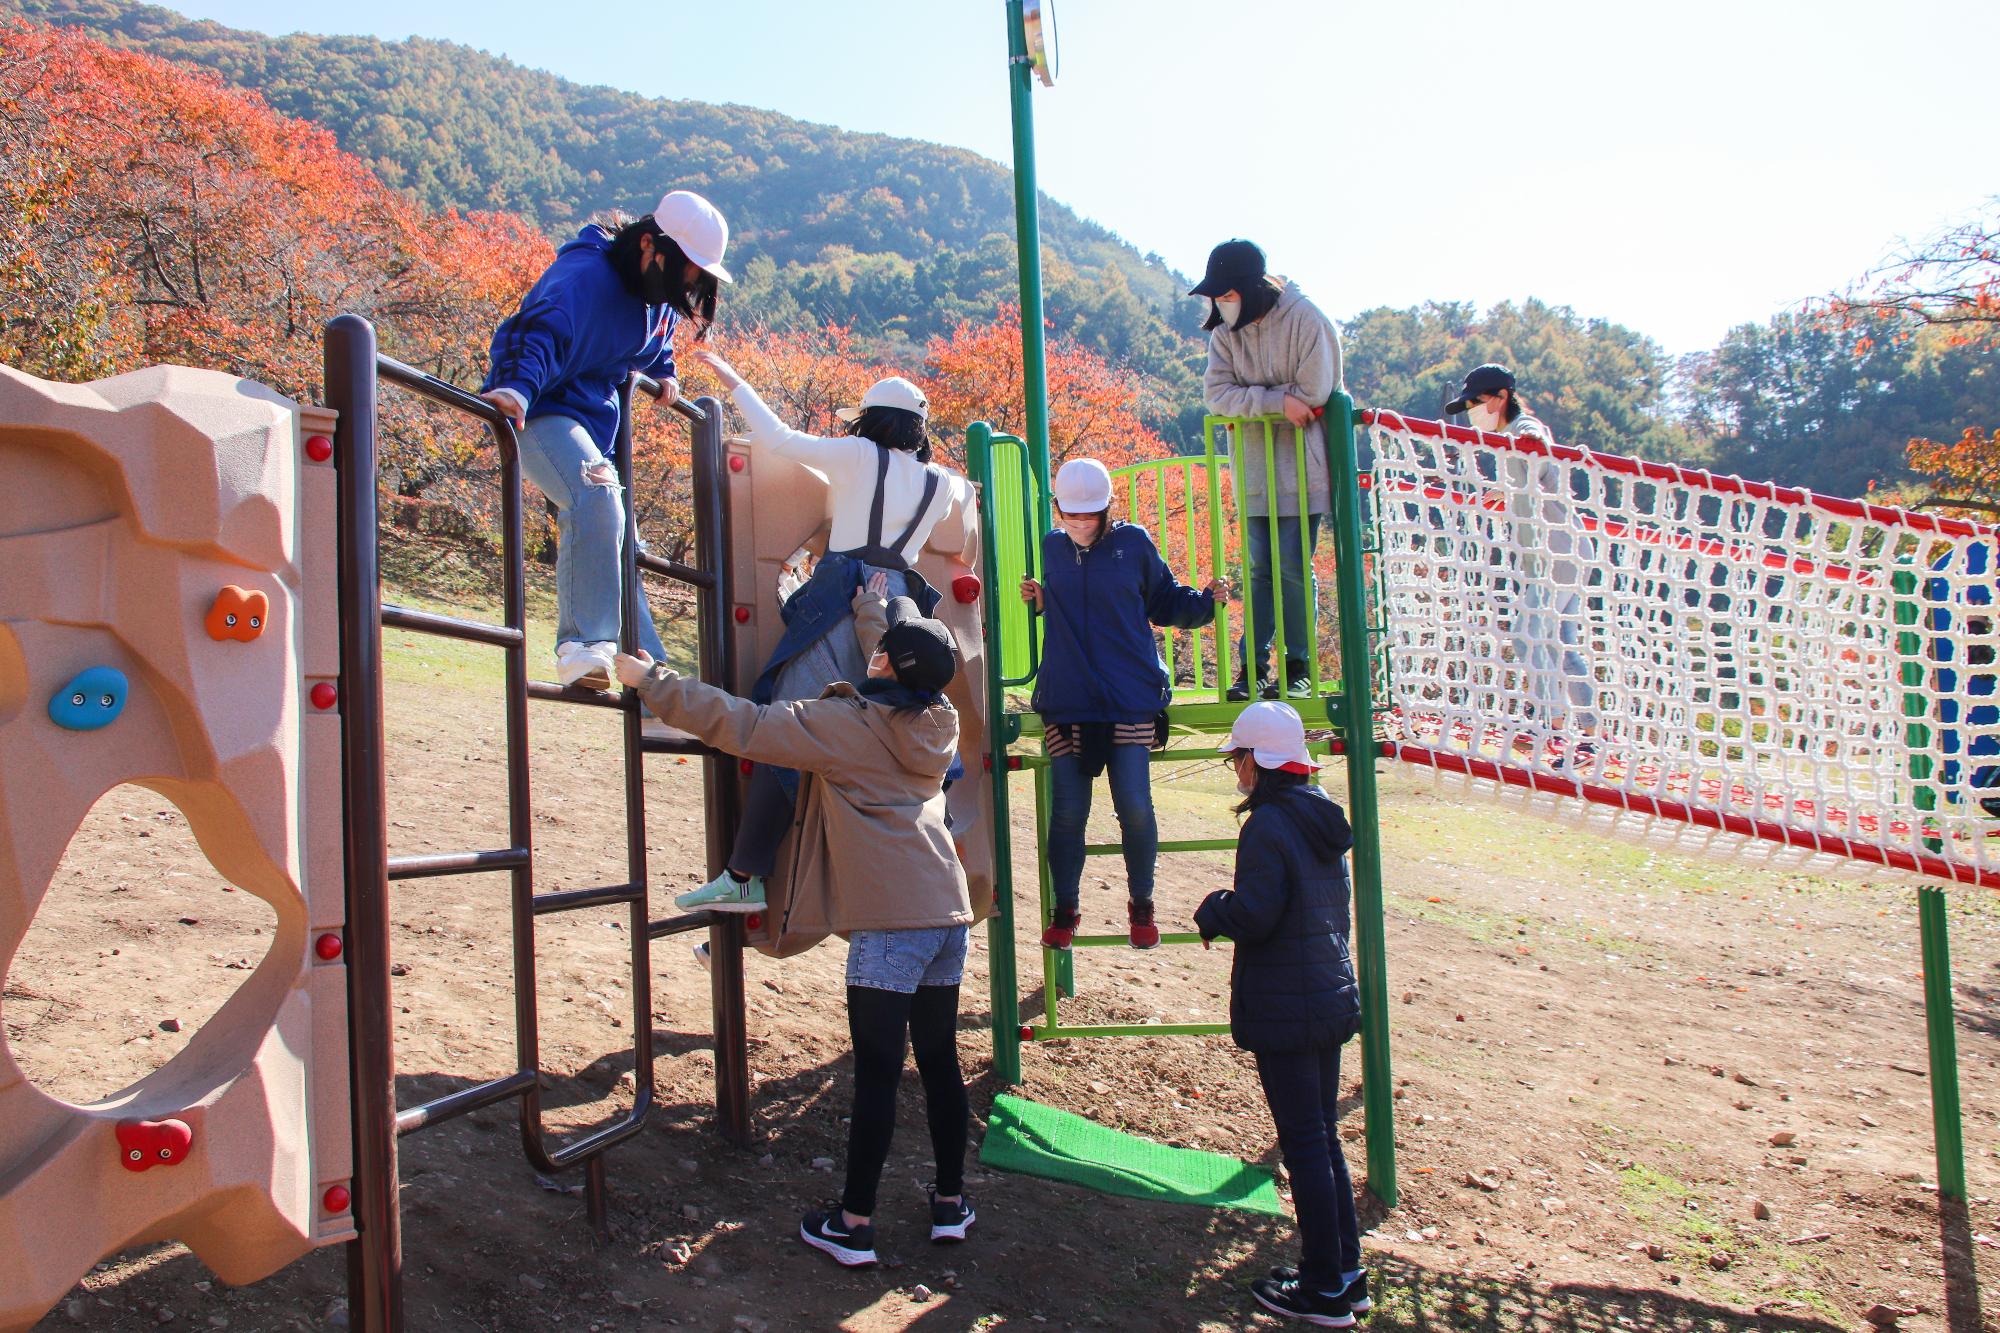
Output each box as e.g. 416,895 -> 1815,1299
968,397 -> 1400,1206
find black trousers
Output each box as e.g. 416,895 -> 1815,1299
1254,1042 -> 1362,1289
839,984 -> 968,1217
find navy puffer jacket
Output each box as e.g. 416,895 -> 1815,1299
1194,784 -> 1361,1054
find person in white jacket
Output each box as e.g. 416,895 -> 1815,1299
1196,239 -> 1345,700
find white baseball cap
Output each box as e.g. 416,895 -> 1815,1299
1053,457 -> 1113,514
835,375 -> 929,423
652,190 -> 732,283
1223,701 -> 1321,773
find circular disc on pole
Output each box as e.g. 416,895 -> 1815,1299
1022,0 -> 1059,86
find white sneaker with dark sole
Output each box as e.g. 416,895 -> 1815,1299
799,1208 -> 876,1266
556,640 -> 615,690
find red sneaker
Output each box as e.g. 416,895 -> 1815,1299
1041,907 -> 1080,950
1127,899 -> 1160,950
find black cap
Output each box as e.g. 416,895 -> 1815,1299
1188,239 -> 1267,298
880,597 -> 957,695
1443,364 -> 1516,416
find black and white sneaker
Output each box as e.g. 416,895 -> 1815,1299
799,1207 -> 877,1267
1250,1275 -> 1355,1327
1269,1268 -> 1369,1316
928,1190 -> 975,1243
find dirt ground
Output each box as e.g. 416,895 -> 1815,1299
9,566 -> 2000,1333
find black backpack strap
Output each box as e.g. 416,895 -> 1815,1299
866,445 -> 892,553
888,467 -> 943,562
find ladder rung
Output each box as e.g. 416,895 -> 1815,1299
531,882 -> 645,916
389,847 -> 530,880
526,679 -> 625,709
648,910 -> 723,938
1083,838 -> 1238,855
395,1068 -> 537,1137
381,602 -> 523,649
1065,932 -> 1212,948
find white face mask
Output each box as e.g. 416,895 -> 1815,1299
1214,298 -> 1242,327
1234,755 -> 1258,795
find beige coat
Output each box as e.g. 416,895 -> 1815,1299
636,594 -> 970,943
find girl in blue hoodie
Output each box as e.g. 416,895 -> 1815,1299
1020,458 -> 1224,949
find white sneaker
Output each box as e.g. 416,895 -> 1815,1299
692,941 -> 711,970
556,640 -> 615,690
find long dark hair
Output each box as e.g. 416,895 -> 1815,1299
1501,389 -> 1528,423
1233,757 -> 1311,815
848,405 -> 933,464
604,215 -> 717,338
1202,275 -> 1283,333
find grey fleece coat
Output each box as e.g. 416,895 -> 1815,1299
1202,284 -> 1345,518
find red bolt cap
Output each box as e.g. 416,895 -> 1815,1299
733,606 -> 750,624
981,753 -> 993,772
305,435 -> 333,463
315,933 -> 343,961
739,758 -> 754,776
310,682 -> 338,710
951,573 -> 981,604
323,1184 -> 351,1214
1006,755 -> 1024,771
1019,1026 -> 1035,1041
745,913 -> 764,931
729,455 -> 747,473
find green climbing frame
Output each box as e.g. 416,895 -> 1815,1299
970,396 -> 1400,1207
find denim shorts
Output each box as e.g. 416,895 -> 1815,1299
845,925 -> 969,993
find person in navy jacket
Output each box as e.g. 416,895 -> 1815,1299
479,189 -> 731,690
1195,701 -> 1368,1327
1020,457 -> 1225,949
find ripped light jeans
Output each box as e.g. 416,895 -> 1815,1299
517,412 -> 667,659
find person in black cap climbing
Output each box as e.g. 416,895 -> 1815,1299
615,581 -> 978,1268
1443,363 -> 1551,443
1195,240 -> 1345,701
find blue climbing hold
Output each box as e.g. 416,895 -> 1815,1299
49,665 -> 128,731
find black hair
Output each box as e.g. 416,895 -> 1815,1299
1201,275 -> 1284,333
1232,753 -> 1311,815
848,405 -> 933,464
604,215 -> 717,339
1498,388 -> 1526,423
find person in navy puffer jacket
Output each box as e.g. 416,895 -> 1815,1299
479,190 -> 731,691
1195,701 -> 1368,1327
1020,457 -> 1225,950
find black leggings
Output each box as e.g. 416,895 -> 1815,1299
840,983 -> 968,1218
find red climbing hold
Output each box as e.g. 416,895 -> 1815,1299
310,682 -> 338,710
305,435 -> 334,463
323,1185 -> 351,1214
115,1118 -> 193,1172
315,933 -> 343,961
952,573 -> 981,604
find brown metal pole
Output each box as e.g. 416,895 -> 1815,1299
692,396 -> 751,1145
327,314 -> 401,1333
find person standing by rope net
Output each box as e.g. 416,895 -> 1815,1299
1193,238 -> 1344,701
1446,363 -> 1601,772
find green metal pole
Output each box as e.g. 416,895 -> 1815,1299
971,422 -> 1022,1086
1918,886 -> 1967,1201
1326,390 -> 1398,1207
1004,0 -> 1053,489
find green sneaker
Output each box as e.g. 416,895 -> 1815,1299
676,871 -> 765,914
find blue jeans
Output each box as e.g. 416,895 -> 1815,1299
846,925 -> 969,993
1238,514 -> 1324,679
517,413 -> 667,659
1255,1042 -> 1362,1290
1047,746 -> 1157,910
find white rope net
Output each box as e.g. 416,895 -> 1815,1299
1365,410 -> 2000,889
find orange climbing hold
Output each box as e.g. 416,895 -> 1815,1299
205,585 -> 269,641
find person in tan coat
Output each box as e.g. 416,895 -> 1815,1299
613,581 -> 976,1268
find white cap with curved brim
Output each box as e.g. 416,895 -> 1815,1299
834,376 -> 929,423
1052,457 -> 1113,514
1223,701 -> 1321,773
653,190 -> 732,284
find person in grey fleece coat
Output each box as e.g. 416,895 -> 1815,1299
1194,239 -> 1345,700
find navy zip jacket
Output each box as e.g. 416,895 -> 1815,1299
1030,523 -> 1215,725
482,226 -> 679,458
1195,785 -> 1362,1054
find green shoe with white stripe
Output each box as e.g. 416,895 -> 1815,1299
676,871 -> 765,914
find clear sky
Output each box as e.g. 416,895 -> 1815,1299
158,0 -> 1994,354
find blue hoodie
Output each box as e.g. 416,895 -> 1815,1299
482,226 -> 679,458
1030,523 -> 1215,725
